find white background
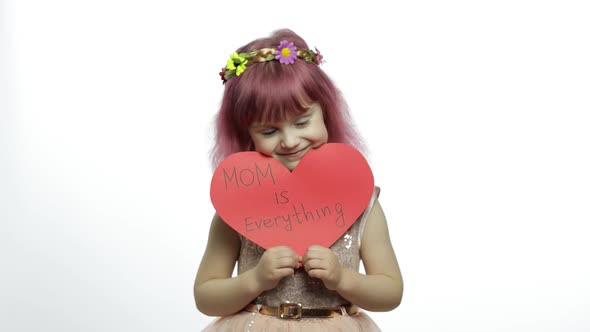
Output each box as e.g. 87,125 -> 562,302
2,1 -> 589,331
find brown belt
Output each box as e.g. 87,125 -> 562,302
243,302 -> 358,319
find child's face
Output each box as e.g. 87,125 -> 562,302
248,103 -> 328,171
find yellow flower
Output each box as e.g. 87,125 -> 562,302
226,52 -> 248,76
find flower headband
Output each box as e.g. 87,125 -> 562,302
219,40 -> 323,84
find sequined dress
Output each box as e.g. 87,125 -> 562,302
202,188 -> 382,331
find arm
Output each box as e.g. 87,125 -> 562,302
302,199 -> 403,311
194,213 -> 300,316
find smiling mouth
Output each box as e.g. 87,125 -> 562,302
277,146 -> 310,158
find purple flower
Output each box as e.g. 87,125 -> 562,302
314,47 -> 323,64
275,40 -> 297,65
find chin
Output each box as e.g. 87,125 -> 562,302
284,161 -> 298,171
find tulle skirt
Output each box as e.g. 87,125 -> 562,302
202,309 -> 381,332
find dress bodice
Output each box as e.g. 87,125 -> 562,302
236,187 -> 380,307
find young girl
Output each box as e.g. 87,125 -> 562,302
194,29 -> 403,331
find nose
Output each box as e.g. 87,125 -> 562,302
280,130 -> 300,150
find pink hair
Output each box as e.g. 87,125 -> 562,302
211,29 -> 366,168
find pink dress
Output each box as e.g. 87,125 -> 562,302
202,188 -> 382,332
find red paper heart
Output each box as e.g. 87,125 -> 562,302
210,143 -> 374,256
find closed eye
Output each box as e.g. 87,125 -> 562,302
261,128 -> 277,136
295,120 -> 309,127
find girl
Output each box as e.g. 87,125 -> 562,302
195,29 -> 403,331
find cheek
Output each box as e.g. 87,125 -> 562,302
318,125 -> 329,142
252,138 -> 276,155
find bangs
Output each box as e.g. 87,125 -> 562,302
230,60 -> 320,128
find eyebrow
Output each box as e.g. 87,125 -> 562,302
250,124 -> 272,130
250,109 -> 314,129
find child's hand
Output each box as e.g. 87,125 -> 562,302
254,246 -> 301,291
302,245 -> 343,291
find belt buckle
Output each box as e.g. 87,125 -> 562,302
278,302 -> 302,320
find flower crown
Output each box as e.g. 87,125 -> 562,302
219,40 -> 323,84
